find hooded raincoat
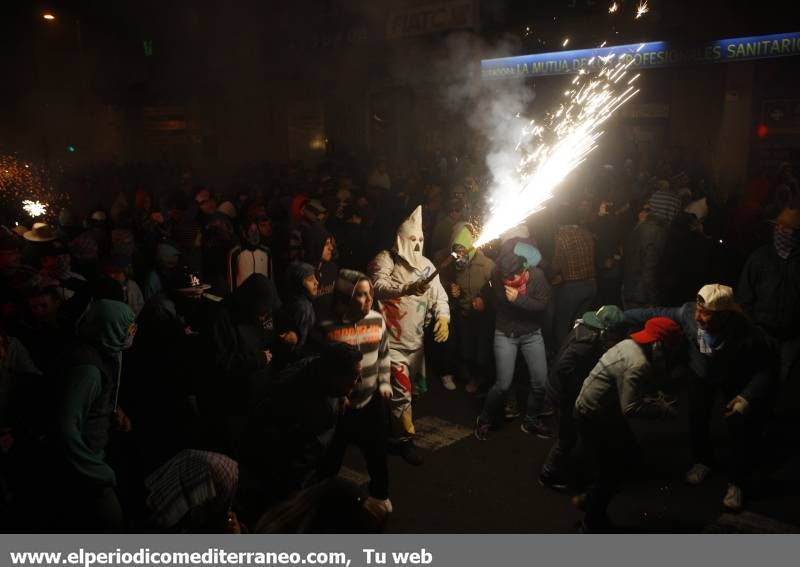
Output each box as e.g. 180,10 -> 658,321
55,300 -> 136,486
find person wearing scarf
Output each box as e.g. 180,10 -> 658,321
475,240 -> 552,441
738,206 -> 800,387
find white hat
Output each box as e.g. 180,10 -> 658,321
23,225 -> 58,242
696,284 -> 741,312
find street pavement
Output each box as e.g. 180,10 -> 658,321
342,370 -> 800,533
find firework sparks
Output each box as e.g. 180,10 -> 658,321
608,2 -> 619,13
474,51 -> 642,247
562,38 -> 570,47
636,1 -> 649,19
0,155 -> 68,220
22,200 -> 47,217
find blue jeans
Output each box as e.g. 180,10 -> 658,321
480,330 -> 548,426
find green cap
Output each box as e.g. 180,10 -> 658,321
582,305 -> 624,330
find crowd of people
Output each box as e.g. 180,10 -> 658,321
0,151 -> 797,533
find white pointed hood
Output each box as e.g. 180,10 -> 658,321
393,205 -> 425,270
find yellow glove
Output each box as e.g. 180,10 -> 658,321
433,317 -> 449,343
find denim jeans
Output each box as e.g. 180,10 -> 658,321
480,330 -> 547,426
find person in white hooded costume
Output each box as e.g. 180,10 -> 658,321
368,206 -> 449,465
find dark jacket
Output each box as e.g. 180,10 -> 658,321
623,217 -> 668,307
277,263 -> 317,349
737,244 -> 800,340
238,356 -> 343,506
205,274 -> 279,416
546,322 -> 606,406
493,261 -> 550,337
624,303 -> 775,406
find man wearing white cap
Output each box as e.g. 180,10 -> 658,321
624,283 -> 775,511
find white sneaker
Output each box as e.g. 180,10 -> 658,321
685,463 -> 712,485
722,484 -> 743,511
440,374 -> 457,391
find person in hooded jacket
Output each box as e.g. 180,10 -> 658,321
51,299 -> 137,531
142,241 -> 181,301
203,273 -> 280,453
300,220 -> 338,321
737,207 -> 800,387
276,262 -> 318,359
368,205 -> 449,465
437,222 -> 495,393
475,241 -> 552,441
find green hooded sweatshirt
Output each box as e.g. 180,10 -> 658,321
56,300 -> 135,486
448,223 -> 495,314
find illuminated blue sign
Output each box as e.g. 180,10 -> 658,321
481,31 -> 800,79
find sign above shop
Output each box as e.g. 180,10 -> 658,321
387,1 -> 475,40
482,31 -> 800,80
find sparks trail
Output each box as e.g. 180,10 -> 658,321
0,155 -> 68,221
475,48 -> 642,247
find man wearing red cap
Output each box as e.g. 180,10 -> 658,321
574,316 -> 682,532
624,283 -> 775,512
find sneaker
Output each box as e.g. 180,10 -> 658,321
539,400 -> 555,417
380,498 -> 394,514
474,417 -> 490,441
390,441 -> 425,467
521,420 -> 553,439
722,484 -> 743,511
685,463 -> 712,485
440,374 -> 457,391
538,469 -> 569,491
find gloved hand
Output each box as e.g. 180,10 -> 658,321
433,317 -> 449,343
403,280 -> 429,296
379,383 -> 393,400
724,395 -> 751,417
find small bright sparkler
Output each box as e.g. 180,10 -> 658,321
474,49 -> 643,247
22,200 -> 47,218
562,38 -> 570,47
636,1 -> 650,19
608,2 -> 619,13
